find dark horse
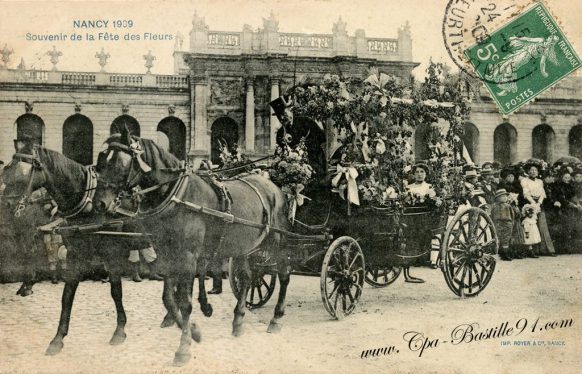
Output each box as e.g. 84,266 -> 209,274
0,145 -> 213,358
93,128 -> 291,365
0,164 -> 54,296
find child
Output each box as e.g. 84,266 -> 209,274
491,189 -> 514,261
522,204 -> 541,258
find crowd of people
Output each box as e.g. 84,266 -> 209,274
466,158 -> 582,261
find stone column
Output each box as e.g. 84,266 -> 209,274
269,77 -> 280,150
190,74 -> 209,166
245,77 -> 255,153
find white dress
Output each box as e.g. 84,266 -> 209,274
520,177 -> 546,204
407,181 -> 436,198
522,217 -> 541,245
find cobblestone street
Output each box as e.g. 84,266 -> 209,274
1,255 -> 581,374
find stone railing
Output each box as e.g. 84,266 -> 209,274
184,25 -> 411,62
0,68 -> 189,88
62,72 -> 96,85
279,33 -> 333,49
366,38 -> 398,54
207,32 -> 241,47
109,74 -> 143,86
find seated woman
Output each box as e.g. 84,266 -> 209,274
401,163 -> 439,284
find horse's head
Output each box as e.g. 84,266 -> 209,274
94,126 -> 155,215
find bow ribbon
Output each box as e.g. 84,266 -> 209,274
129,140 -> 152,173
331,165 -> 360,206
350,121 -> 370,162
282,184 -> 311,224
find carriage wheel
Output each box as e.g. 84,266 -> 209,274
364,265 -> 401,287
228,258 -> 277,310
320,236 -> 365,319
441,207 -> 498,297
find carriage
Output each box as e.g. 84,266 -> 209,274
228,66 -> 499,319
227,162 -> 498,320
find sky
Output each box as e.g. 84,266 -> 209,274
0,0 -> 580,78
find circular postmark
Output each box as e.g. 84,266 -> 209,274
442,0 -> 536,84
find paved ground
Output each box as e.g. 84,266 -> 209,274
1,255 -> 581,374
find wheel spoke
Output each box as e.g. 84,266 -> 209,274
467,265 -> 473,293
348,252 -> 361,270
328,281 -> 341,299
249,284 -> 255,304
346,286 -> 355,304
453,259 -> 468,278
472,263 -> 484,289
260,277 -> 272,293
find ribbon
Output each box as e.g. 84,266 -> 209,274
350,121 -> 370,162
331,165 -> 360,206
282,184 -> 311,223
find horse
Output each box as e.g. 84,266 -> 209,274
0,145 -> 213,358
93,127 -> 291,366
0,180 -> 53,296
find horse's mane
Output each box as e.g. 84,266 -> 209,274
35,147 -> 87,209
37,147 -> 86,192
105,133 -> 182,172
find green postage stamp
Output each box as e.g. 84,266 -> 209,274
464,2 -> 581,114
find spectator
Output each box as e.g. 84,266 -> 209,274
520,162 -> 556,256
128,246 -> 163,282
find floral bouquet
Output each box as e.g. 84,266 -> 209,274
268,138 -> 315,222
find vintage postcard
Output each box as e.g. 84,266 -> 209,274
0,0 -> 581,373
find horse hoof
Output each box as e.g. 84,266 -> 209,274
201,304 -> 213,317
21,288 -> 33,297
109,331 -> 127,345
160,315 -> 175,328
267,320 -> 282,334
45,341 -> 64,356
190,323 -> 202,343
173,352 -> 192,367
232,324 -> 244,337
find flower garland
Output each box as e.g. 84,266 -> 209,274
288,61 -> 470,210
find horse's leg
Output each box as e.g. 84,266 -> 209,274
161,277 -> 182,328
197,256 -> 213,317
108,269 -> 127,345
232,256 -> 251,337
173,272 -> 196,366
268,239 -> 290,334
46,266 -> 80,355
18,269 -> 36,297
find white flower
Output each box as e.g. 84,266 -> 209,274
403,165 -> 412,173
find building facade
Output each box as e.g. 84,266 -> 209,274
0,12 -> 581,168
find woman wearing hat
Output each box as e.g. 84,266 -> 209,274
552,170 -> 578,253
400,163 -> 439,283
498,168 -> 526,258
520,162 -> 556,256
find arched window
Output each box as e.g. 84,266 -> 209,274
63,114 -> 94,165
532,124 -> 555,163
157,117 -> 186,160
569,125 -> 582,160
110,115 -> 140,136
494,123 -> 517,166
15,113 -> 44,145
462,122 -> 480,163
210,117 -> 239,166
414,122 -> 431,161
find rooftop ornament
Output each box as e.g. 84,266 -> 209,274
46,46 -> 62,71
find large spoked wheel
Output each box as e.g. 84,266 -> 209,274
441,207 -> 498,297
228,257 -> 277,310
320,236 -> 365,319
364,265 -> 401,287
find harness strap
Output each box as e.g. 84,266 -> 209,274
62,166 -> 98,218
235,177 -> 271,231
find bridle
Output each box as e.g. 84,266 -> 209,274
3,149 -> 44,218
99,140 -> 189,217
99,141 -> 153,217
2,146 -> 98,218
